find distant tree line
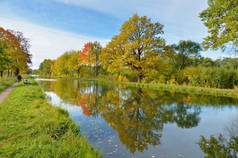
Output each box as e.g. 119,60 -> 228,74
0,27 -> 31,77
38,0 -> 237,89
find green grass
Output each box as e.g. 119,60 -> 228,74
0,81 -> 102,158
36,75 -> 238,99
0,77 -> 16,93
80,78 -> 238,99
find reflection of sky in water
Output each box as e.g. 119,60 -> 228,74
40,81 -> 238,158
45,91 -> 129,157
45,92 -> 83,115
35,78 -> 57,81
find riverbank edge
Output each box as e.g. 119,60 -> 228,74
83,78 -> 238,99
0,80 -> 102,158
39,75 -> 238,99
0,78 -> 17,94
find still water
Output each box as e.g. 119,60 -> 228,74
37,78 -> 238,158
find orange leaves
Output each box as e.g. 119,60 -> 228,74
0,27 -> 31,73
79,42 -> 92,65
77,93 -> 91,116
0,27 -> 22,55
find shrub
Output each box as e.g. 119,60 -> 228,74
175,67 -> 238,89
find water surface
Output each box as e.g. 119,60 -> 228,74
37,78 -> 238,158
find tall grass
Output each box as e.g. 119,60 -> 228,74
0,81 -> 102,158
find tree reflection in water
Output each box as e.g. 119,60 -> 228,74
39,79 -> 238,155
97,88 -> 201,153
198,117 -> 238,158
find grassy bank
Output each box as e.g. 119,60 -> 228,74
79,78 -> 238,99
37,75 -> 238,99
0,77 -> 16,93
0,81 -> 102,158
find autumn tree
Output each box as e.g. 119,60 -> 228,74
172,40 -> 202,70
100,14 -> 166,82
0,27 -> 31,75
50,50 -> 81,77
91,42 -> 102,76
39,59 -> 54,76
0,40 -> 9,77
79,42 -> 92,77
52,53 -> 70,76
9,30 -> 31,74
200,0 -> 238,52
68,50 -> 80,77
79,42 -> 91,66
79,42 -> 102,77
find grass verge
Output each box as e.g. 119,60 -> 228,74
37,75 -> 238,99
0,81 -> 102,158
80,78 -> 238,99
0,77 -> 16,93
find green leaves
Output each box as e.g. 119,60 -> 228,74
0,27 -> 31,74
52,51 -> 79,76
172,40 -> 202,70
198,134 -> 238,158
39,59 -> 54,76
200,0 -> 238,52
0,40 -> 10,71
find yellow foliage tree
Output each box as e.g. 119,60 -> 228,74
100,14 -> 167,82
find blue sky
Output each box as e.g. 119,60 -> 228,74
0,0 -> 232,68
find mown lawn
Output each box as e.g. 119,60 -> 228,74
0,81 -> 102,158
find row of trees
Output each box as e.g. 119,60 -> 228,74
38,19 -> 237,88
0,27 -> 31,77
39,42 -> 102,78
39,14 -> 203,81
39,0 -> 237,88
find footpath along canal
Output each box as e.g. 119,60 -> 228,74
0,83 -> 18,103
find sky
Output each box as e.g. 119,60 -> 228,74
0,0 -> 233,69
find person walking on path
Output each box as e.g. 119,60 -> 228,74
17,74 -> 22,82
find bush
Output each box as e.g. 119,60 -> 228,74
175,67 -> 238,89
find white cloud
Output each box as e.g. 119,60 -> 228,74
0,17 -> 109,69
54,0 -> 209,43
55,0 -> 207,19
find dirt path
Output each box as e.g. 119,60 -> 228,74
0,83 -> 18,104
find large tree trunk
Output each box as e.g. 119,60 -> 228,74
77,68 -> 80,78
0,71 -> 3,78
96,67 -> 98,77
15,68 -> 20,76
138,73 -> 143,83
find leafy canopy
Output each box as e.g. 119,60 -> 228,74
39,59 -> 54,75
0,27 -> 31,74
172,40 -> 202,69
100,14 -> 167,82
200,0 -> 238,52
